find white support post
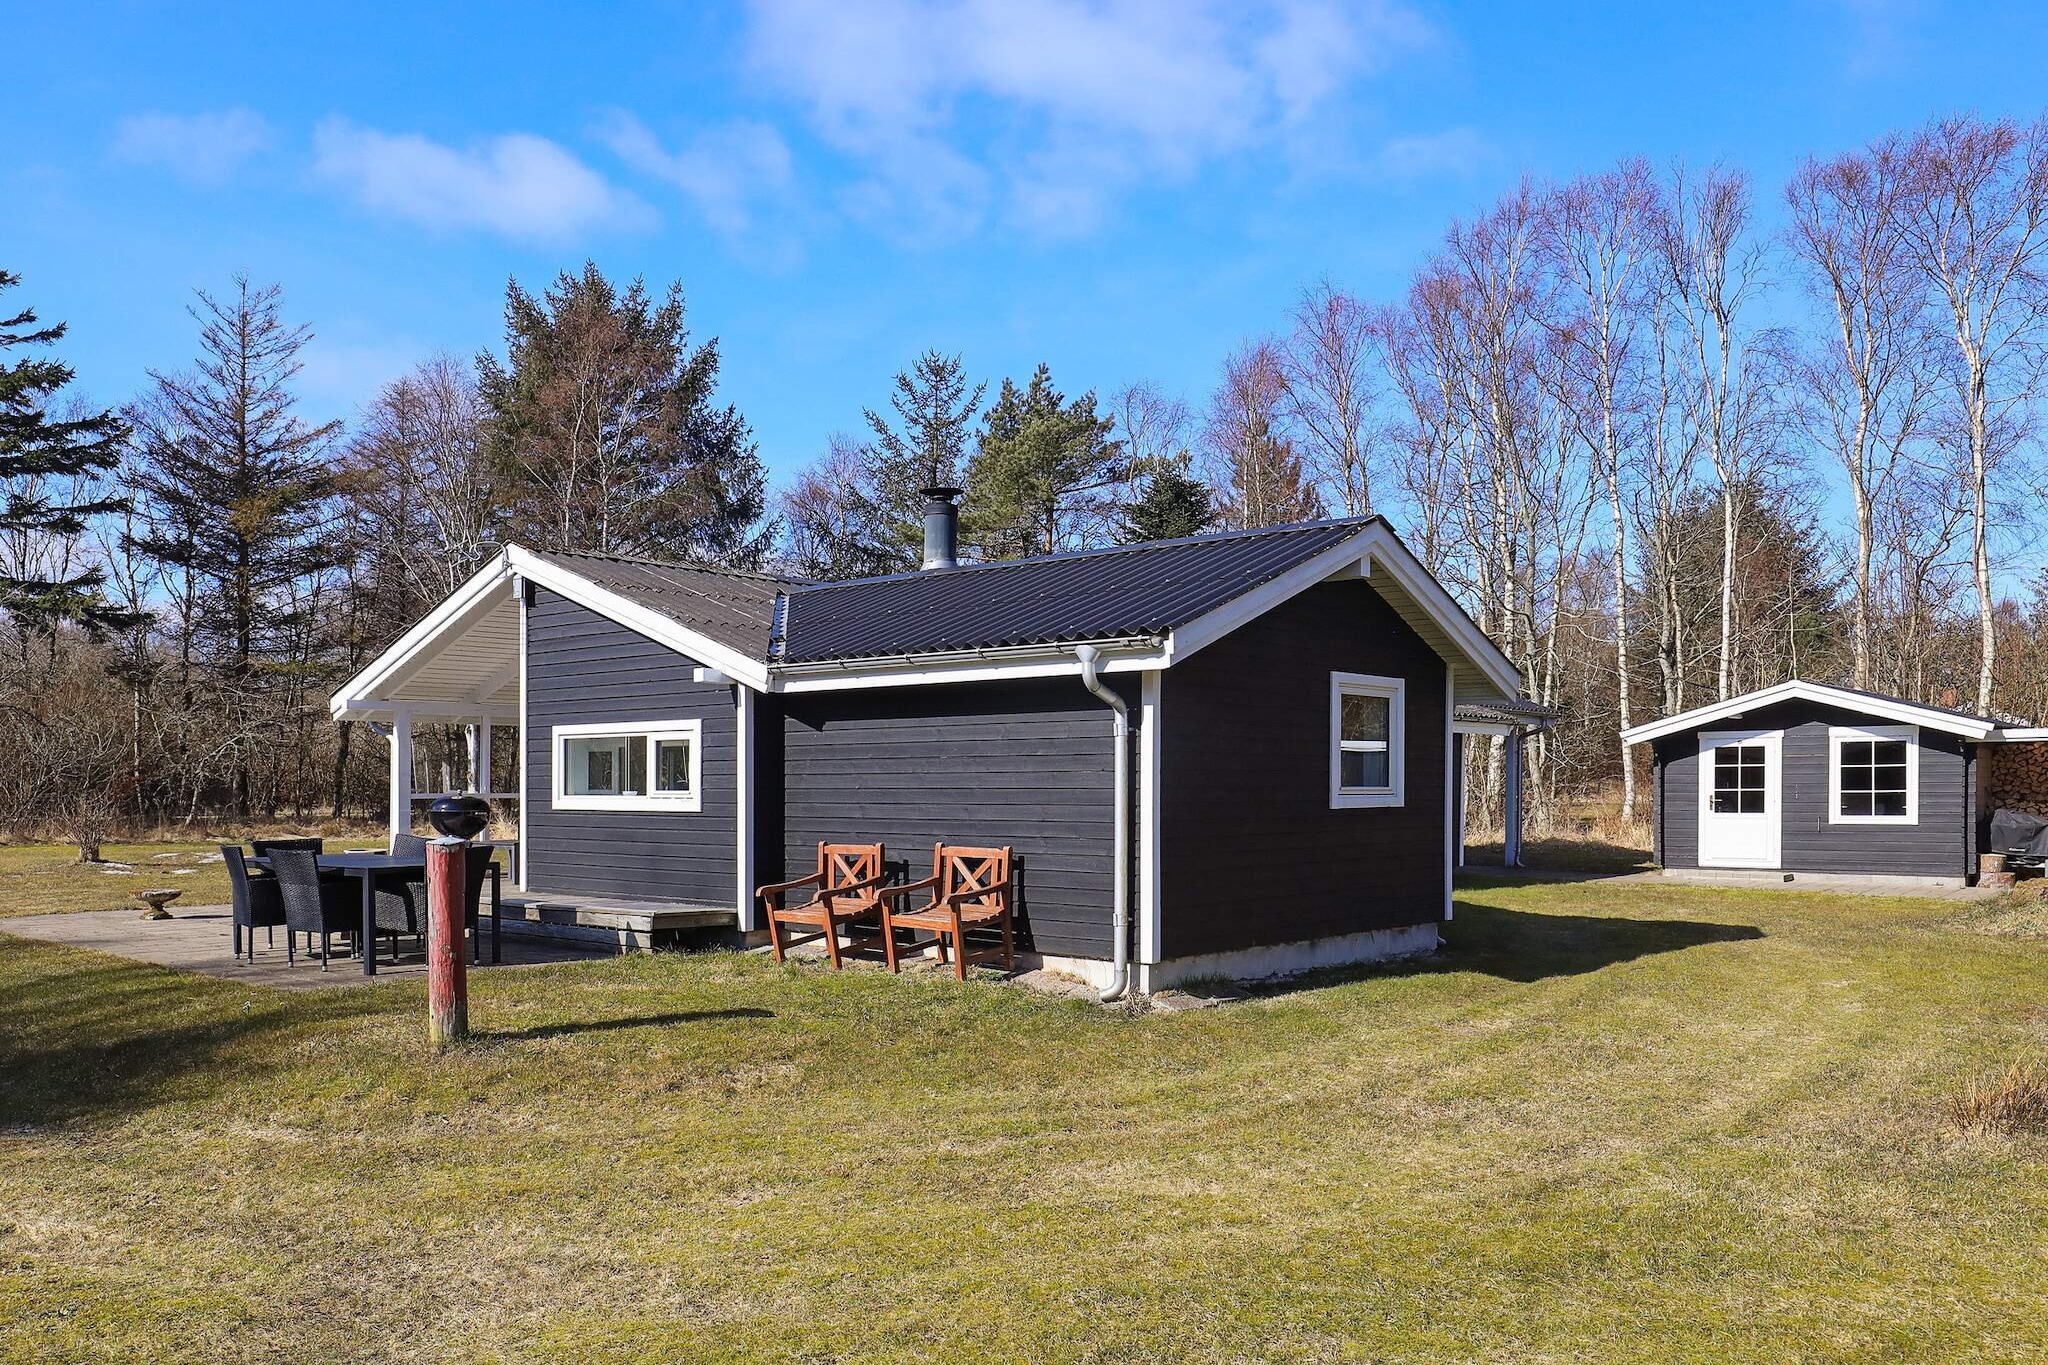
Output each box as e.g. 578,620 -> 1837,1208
389,707 -> 414,844
1443,667 -> 1454,921
735,686 -> 756,930
516,577 -> 529,891
1503,729 -> 1523,868
472,722 -> 493,795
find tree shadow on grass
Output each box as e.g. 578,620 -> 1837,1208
481,1008 -> 773,1043
1267,901 -> 1764,995
0,940 -> 391,1130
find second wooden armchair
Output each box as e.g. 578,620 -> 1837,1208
758,842 -> 890,969
880,844 -> 1015,979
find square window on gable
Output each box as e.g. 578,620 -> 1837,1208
1330,672 -> 1405,809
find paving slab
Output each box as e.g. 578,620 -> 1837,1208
0,907 -> 614,991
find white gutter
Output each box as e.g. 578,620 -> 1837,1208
771,635 -> 1164,678
1075,645 -> 1132,1004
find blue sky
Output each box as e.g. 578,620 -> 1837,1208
12,1 -> 2048,489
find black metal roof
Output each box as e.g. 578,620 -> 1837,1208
1807,680 -> 2034,729
527,548 -> 801,659
773,518 -> 1377,665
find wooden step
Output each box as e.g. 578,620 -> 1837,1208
497,894 -> 740,951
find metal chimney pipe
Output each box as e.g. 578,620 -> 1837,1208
920,485 -> 962,570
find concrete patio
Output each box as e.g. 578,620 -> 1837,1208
0,905 -> 614,990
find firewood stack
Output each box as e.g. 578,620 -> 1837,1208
1986,742 -> 2048,820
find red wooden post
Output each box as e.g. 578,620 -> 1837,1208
426,838 -> 469,1045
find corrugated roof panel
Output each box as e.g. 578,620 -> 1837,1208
775,518 -> 1373,664
527,549 -> 800,658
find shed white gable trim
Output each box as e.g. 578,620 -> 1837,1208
1620,680 -> 2000,746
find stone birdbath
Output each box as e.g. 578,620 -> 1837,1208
135,888 -> 184,920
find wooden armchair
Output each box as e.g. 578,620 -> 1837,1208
758,843 -> 889,969
879,844 -> 1015,979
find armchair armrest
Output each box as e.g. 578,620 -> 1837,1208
818,871 -> 891,904
878,873 -> 941,902
753,871 -> 823,900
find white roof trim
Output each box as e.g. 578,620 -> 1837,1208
1619,680 -> 2000,745
1165,520 -> 1523,700
331,553 -> 515,719
330,545 -> 773,721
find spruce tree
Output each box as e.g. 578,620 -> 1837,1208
479,263 -> 769,565
963,362 -> 1123,559
0,270 -> 129,630
862,350 -> 984,567
1119,456 -> 1216,544
129,276 -> 343,818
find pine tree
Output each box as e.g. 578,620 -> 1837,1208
128,276 -> 343,818
478,262 -> 768,565
964,362 -> 1124,559
862,350 -> 984,566
0,270 -> 128,631
1118,456 -> 1215,544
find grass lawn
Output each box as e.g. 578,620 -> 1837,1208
0,843 -> 233,919
4,875 -> 2047,1363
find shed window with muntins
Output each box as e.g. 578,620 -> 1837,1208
553,719 -> 702,812
1828,724 -> 1916,824
1330,672 -> 1404,809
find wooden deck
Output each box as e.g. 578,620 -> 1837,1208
497,892 -> 741,951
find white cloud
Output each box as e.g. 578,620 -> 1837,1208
598,112 -> 794,237
310,119 -> 652,243
743,0 -> 1434,238
113,109 -> 274,186
1375,128 -> 1495,182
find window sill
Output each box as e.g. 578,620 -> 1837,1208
1331,790 -> 1404,810
551,794 -> 703,814
1827,814 -> 1915,826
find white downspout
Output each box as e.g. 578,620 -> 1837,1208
1075,645 -> 1132,1003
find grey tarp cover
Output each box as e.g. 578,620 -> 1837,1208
1989,808 -> 2048,858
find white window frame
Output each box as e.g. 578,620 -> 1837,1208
552,719 -> 703,813
1827,723 -> 1918,826
1330,671 -> 1405,809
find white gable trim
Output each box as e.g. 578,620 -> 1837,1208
331,545 -> 773,721
1165,521 -> 1522,700
1620,680 -> 1998,746
331,553 -> 515,719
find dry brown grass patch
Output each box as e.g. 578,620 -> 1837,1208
1945,1058 -> 2048,1137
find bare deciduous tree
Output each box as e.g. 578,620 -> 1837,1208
1897,114 -> 2048,713
1280,280 -> 1379,516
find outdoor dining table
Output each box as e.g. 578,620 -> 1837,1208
250,850 -> 501,976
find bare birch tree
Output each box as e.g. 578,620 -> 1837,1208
1280,280 -> 1379,516
1897,114 -> 2048,713
1784,136 -> 1939,690
1540,159 -> 1658,818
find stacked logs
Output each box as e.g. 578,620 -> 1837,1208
1986,742 -> 2048,820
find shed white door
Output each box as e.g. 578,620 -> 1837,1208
1697,730 -> 1781,869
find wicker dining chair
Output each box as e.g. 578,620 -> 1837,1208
267,848 -> 360,971
221,845 -> 285,961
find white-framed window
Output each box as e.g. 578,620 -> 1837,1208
552,719 -> 702,812
1827,724 -> 1917,825
1330,672 -> 1405,809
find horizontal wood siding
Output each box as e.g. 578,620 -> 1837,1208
1653,699 -> 1967,877
524,586 -> 736,903
1655,735 -> 1698,868
1159,579 -> 1447,959
776,678 -> 1128,960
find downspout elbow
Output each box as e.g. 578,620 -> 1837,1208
1076,645 -> 1133,1003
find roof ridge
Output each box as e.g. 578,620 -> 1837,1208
539,545 -> 805,587
788,515 -> 1380,595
